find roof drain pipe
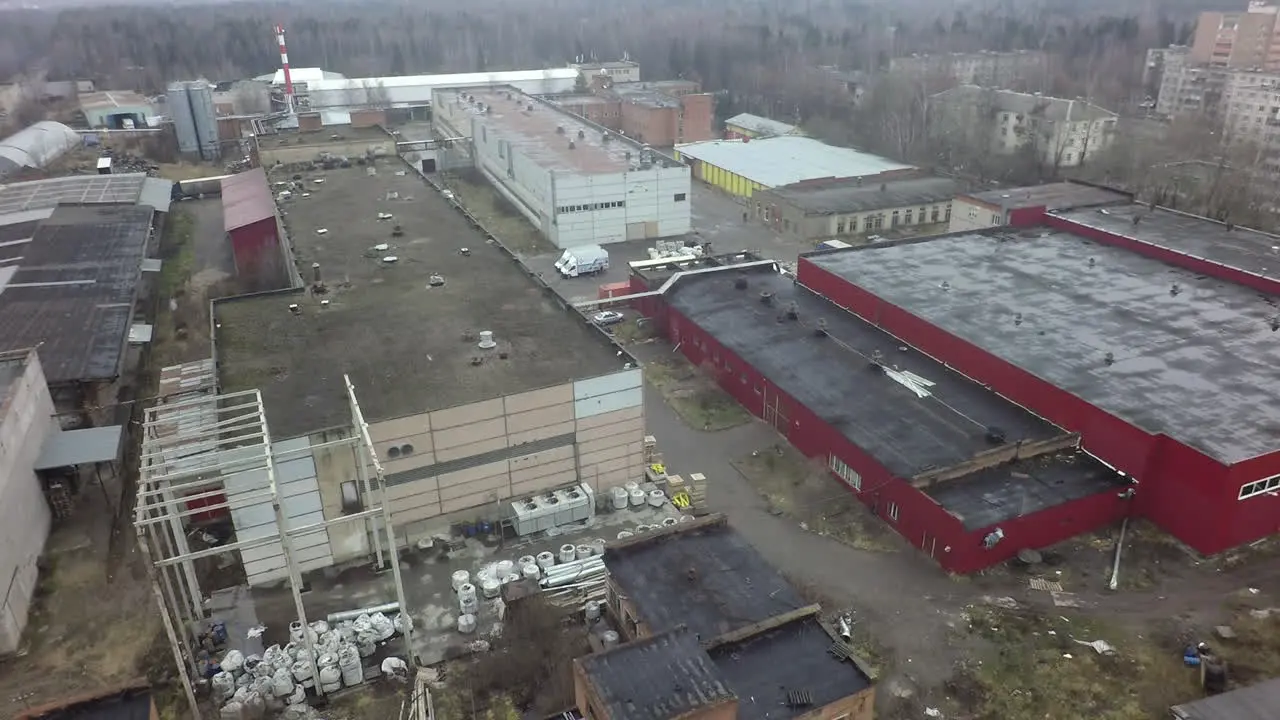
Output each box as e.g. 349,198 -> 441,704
1108,516 -> 1129,591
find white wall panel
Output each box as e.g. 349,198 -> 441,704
573,369 -> 644,419
223,439 -> 336,586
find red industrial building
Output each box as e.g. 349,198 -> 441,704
221,168 -> 288,292
628,195 -> 1280,570
628,256 -> 1130,574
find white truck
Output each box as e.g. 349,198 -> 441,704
554,244 -> 610,278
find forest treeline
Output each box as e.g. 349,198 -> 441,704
2,0 -> 1192,107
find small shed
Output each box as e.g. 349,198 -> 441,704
221,168 -> 288,291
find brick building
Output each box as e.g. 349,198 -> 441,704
548,79 -> 714,147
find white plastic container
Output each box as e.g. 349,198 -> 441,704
591,538 -> 606,555
521,563 -> 540,580
451,570 -> 470,591
459,594 -> 479,615
617,531 -> 633,539
648,489 -> 666,508
611,487 -> 629,510
576,544 -> 594,558
458,582 -> 477,605
495,560 -> 515,578
629,488 -> 646,506
536,551 -> 556,570
624,481 -> 640,493
602,630 -> 620,648
458,614 -> 477,634
662,516 -> 679,527
559,544 -> 577,563
481,578 -> 501,599
518,555 -> 536,568
585,600 -> 602,622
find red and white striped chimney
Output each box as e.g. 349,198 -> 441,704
274,23 -> 294,111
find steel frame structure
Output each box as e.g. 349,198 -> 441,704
134,379 -> 410,719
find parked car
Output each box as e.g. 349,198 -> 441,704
592,310 -> 625,326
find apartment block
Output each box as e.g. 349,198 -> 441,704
890,50 -> 1048,90
1190,2 -> 1280,70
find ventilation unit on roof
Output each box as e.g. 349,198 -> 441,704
577,129 -> 585,139
785,302 -> 799,320
734,274 -> 748,290
814,319 -> 828,337
568,140 -> 576,149
556,125 -> 565,134
759,291 -> 774,305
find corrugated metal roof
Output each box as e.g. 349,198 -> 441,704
35,425 -> 123,470
725,112 -> 798,136
768,176 -> 960,215
221,168 -> 276,232
676,136 -> 913,188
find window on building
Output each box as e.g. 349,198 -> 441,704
992,214 -> 1002,225
931,206 -> 940,223
886,501 -> 900,522
967,206 -> 979,219
1065,152 -> 1075,163
674,193 -> 687,202
919,207 -> 927,223
1239,473 -> 1280,500
945,203 -> 953,222
905,208 -> 913,224
828,455 -> 862,490
836,219 -> 846,233
891,210 -> 900,227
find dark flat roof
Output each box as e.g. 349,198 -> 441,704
667,268 -> 1061,477
962,182 -> 1129,212
923,448 -> 1125,531
767,176 -> 960,216
1171,677 -> 1280,720
21,687 -> 153,720
1056,204 -> 1280,283
605,521 -> 806,640
0,205 -> 152,384
578,628 -> 735,720
709,616 -> 871,720
214,166 -> 625,439
808,230 -> 1280,464
221,167 -> 275,232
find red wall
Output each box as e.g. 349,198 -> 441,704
662,304 -> 1125,573
230,218 -> 287,292
794,256 -> 1265,557
1045,215 -> 1280,296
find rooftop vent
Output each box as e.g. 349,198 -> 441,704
1088,257 -> 1096,268
1104,351 -> 1115,366
568,140 -> 576,149
602,132 -> 611,142
1170,282 -> 1181,296
577,129 -> 585,139
1014,312 -> 1023,325
311,262 -> 322,284
785,302 -> 799,320
759,291 -> 774,305
814,319 -> 828,337
734,274 -> 748,290
1271,316 -> 1280,332
1226,222 -> 1235,231
527,102 -> 534,111
556,125 -> 565,134
870,349 -> 884,366
880,183 -> 888,192
288,304 -> 301,315
940,281 -> 951,291
1131,214 -> 1142,225
478,331 -> 497,349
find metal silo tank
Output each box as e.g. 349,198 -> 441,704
168,82 -> 199,156
187,81 -> 221,161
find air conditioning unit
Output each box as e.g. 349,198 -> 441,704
510,497 -> 542,536
557,485 -> 592,524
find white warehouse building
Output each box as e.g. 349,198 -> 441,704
439,86 -> 692,248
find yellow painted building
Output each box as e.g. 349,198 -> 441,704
674,136 -> 914,200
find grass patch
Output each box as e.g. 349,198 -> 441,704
610,319 -> 654,345
158,210 -> 195,298
442,169 -> 554,256
734,444 -> 902,553
643,358 -> 750,431
950,603 -> 1280,720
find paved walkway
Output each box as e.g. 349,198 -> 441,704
636,341 -> 969,688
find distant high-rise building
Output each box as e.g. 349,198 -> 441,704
1190,2 -> 1280,70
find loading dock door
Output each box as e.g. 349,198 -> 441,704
626,222 -> 647,240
